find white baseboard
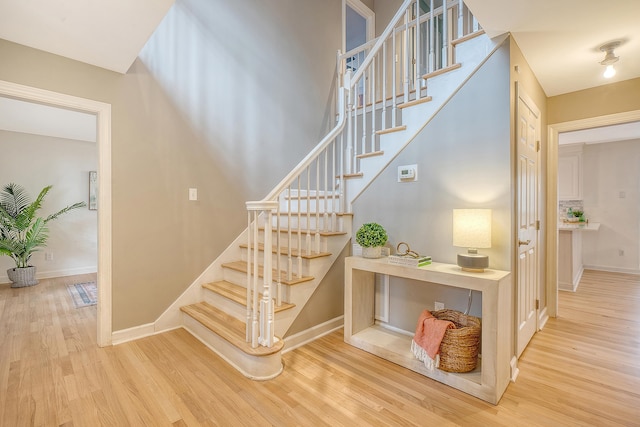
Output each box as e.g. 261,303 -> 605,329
510,356 -> 519,382
538,306 -> 549,330
0,266 -> 97,284
112,322 -> 162,345
583,265 -> 640,275
282,316 -> 344,353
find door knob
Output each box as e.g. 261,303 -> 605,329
519,239 -> 531,246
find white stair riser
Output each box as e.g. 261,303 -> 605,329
182,314 -> 283,380
203,289 -> 247,322
267,214 -> 344,232
222,268 -> 295,300
257,231 -> 328,252
277,198 -> 341,213
239,251 -> 313,276
203,286 -> 293,321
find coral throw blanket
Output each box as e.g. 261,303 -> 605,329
411,309 -> 456,370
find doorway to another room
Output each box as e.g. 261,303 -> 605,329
0,80 -> 113,347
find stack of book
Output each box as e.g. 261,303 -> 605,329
388,254 -> 432,267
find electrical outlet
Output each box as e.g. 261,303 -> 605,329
619,249 -> 625,256
434,301 -> 445,311
44,252 -> 53,261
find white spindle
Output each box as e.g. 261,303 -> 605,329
296,176 -> 302,279
370,56 -> 376,153
246,211 -> 252,342
275,203 -> 281,307
305,167 -> 311,257
442,0 -> 449,67
251,210 -> 259,347
429,0 -> 435,72
382,42 -> 388,130
361,70 -> 367,155
415,0 -> 422,100
403,9 -> 410,103
287,184 -> 292,285
392,30 -> 398,127
457,0 -> 464,39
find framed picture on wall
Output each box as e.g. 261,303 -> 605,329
89,171 -> 97,210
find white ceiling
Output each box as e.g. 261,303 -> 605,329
0,0 -> 174,74
559,121 -> 640,146
0,96 -> 97,142
0,0 -> 639,143
464,0 -> 640,97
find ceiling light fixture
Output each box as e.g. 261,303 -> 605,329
599,41 -> 620,79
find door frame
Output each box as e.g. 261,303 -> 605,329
545,109 -> 640,317
0,80 -> 113,347
343,0 -> 375,53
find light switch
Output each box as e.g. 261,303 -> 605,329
189,188 -> 198,201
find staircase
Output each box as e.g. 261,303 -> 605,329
158,0 -> 503,380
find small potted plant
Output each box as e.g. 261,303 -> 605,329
356,222 -> 388,258
0,183 -> 86,287
572,209 -> 585,222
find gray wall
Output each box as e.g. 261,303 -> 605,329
352,42 -> 512,329
0,130 -> 98,281
582,139 -> 640,273
0,0 -> 341,330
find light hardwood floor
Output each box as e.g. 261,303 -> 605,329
1,270 -> 639,426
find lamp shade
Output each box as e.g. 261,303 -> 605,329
453,209 -> 492,249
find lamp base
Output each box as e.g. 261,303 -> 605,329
457,253 -> 488,272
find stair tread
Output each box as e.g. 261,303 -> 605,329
451,29 -> 485,47
222,261 -> 314,286
275,211 -> 354,217
203,280 -> 295,313
376,125 -> 407,135
397,96 -> 432,109
240,243 -> 331,259
283,193 -> 340,200
180,302 -> 284,356
259,226 -> 347,237
356,150 -> 384,159
422,63 -> 462,80
340,173 -> 364,179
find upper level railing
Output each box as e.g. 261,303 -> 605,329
337,0 -> 479,171
245,0 -> 480,348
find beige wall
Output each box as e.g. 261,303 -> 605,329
0,0 -> 342,331
548,78 -> 640,125
373,0 -> 403,36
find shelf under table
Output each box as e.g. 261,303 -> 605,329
344,256 -> 511,404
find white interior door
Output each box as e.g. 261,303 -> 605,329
516,83 -> 540,357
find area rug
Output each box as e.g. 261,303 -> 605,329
67,282 -> 97,308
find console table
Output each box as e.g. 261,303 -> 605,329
344,256 -> 512,404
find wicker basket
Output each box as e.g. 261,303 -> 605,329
432,309 -> 481,373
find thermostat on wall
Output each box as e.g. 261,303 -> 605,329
398,164 -> 418,182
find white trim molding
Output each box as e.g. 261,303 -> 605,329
547,109 -> 640,318
0,80 -> 113,347
282,316 -> 344,353
344,0 -> 376,53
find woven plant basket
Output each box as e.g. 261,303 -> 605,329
432,309 -> 481,373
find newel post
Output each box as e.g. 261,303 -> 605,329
246,200 -> 278,348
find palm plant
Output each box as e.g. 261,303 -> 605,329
0,183 -> 86,268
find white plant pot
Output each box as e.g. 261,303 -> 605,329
7,266 -> 39,288
362,246 -> 383,259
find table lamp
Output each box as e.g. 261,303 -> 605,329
453,209 -> 492,272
